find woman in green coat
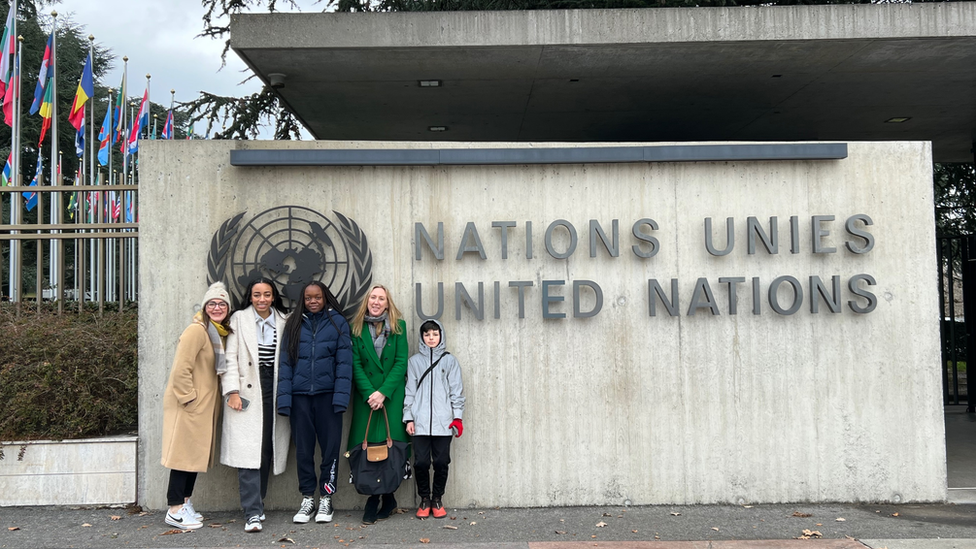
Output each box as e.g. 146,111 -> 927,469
347,284 -> 409,524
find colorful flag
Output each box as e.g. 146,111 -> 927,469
128,87 -> 149,154
29,32 -> 53,115
37,79 -> 54,144
125,191 -> 134,223
24,155 -> 41,211
162,110 -> 174,139
68,52 -> 94,131
110,190 -> 121,220
0,5 -> 15,99
1,151 -> 10,186
97,92 -> 115,166
75,117 -> 85,157
67,190 -> 78,220
186,121 -> 193,140
3,50 -> 17,126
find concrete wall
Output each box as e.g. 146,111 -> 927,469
139,140 -> 944,511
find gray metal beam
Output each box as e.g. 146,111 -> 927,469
229,143 -> 847,167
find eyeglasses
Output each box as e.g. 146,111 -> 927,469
205,301 -> 228,310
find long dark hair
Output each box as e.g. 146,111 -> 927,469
243,277 -> 288,315
284,281 -> 343,365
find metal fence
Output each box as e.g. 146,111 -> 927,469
938,235 -> 976,410
0,171 -> 138,314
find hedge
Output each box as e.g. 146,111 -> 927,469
0,303 -> 138,441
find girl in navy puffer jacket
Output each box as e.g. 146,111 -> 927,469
277,281 -> 353,525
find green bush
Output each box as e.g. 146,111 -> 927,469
0,303 -> 138,441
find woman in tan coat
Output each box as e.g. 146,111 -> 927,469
160,282 -> 232,530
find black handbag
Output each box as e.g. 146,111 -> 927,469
347,406 -> 408,495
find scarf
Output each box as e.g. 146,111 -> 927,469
194,311 -> 227,375
365,312 -> 390,359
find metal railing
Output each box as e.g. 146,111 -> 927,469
0,172 -> 138,315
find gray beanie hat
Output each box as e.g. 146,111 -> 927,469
202,281 -> 230,306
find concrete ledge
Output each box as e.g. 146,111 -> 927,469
0,436 -> 137,506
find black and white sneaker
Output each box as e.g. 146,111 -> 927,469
165,507 -> 202,530
315,495 -> 334,523
244,516 -> 263,532
293,496 -> 315,523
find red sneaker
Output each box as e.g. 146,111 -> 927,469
431,497 -> 447,519
416,498 -> 430,519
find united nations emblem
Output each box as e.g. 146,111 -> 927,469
207,206 -> 373,316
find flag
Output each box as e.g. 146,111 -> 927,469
162,109 -> 174,139
29,32 -> 53,115
128,87 -> 149,154
68,189 -> 78,220
97,92 -> 115,165
37,81 -> 54,144
0,5 -> 15,99
111,77 -> 125,144
24,155 -> 41,211
75,117 -> 85,157
186,121 -> 193,140
68,52 -> 94,131
110,190 -> 121,220
1,151 -> 10,186
3,50 -> 17,126
125,191 -> 134,222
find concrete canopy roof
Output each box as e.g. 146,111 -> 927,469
231,3 -> 976,162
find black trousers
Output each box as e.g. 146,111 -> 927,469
412,435 -> 452,499
291,392 -> 343,497
166,469 -> 198,506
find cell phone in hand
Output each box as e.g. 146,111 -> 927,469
226,395 -> 250,411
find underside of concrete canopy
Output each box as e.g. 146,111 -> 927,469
230,3 -> 976,162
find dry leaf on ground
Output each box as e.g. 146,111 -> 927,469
632,530 -> 638,533
792,511 -> 812,518
891,512 -> 900,517
602,512 -> 612,517
596,521 -> 608,527
420,538 -> 431,543
836,518 -> 846,522
110,516 -> 122,521
160,529 -> 186,536
712,527 -> 719,531
796,529 -> 823,540
443,525 -> 458,530
470,521 -> 477,525
7,527 -> 19,531
81,523 -> 92,528
555,530 -> 566,534
277,537 -> 295,543
670,512 -> 681,516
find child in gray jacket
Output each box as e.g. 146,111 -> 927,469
403,319 -> 465,519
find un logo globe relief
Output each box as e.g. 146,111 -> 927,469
207,207 -> 373,316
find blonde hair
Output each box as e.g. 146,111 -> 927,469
350,284 -> 403,337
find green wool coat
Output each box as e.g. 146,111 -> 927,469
347,319 -> 410,449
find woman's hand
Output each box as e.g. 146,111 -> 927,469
367,391 -> 385,410
406,421 -> 415,435
227,393 -> 243,411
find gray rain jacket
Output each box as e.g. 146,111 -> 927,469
403,319 -> 465,436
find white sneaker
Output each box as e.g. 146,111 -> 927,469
165,506 -> 202,530
258,513 -> 266,521
293,496 -> 315,523
315,495 -> 334,523
183,498 -> 203,521
244,516 -> 263,532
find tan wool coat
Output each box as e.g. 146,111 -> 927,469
160,321 -> 221,473
219,306 -> 291,473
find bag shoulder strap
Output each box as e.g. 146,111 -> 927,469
417,352 -> 449,389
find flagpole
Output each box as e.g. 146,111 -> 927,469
9,32 -> 20,305
80,33 -> 94,310
48,9 -> 59,307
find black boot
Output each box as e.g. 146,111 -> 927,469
376,493 -> 397,520
362,495 -> 380,525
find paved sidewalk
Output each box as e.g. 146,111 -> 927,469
3,503 -> 976,549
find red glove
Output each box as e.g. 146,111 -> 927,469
449,418 -> 463,438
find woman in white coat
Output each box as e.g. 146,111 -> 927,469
221,278 -> 291,533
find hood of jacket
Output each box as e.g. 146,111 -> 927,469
417,318 -> 446,361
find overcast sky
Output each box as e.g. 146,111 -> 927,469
51,0 -> 320,107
